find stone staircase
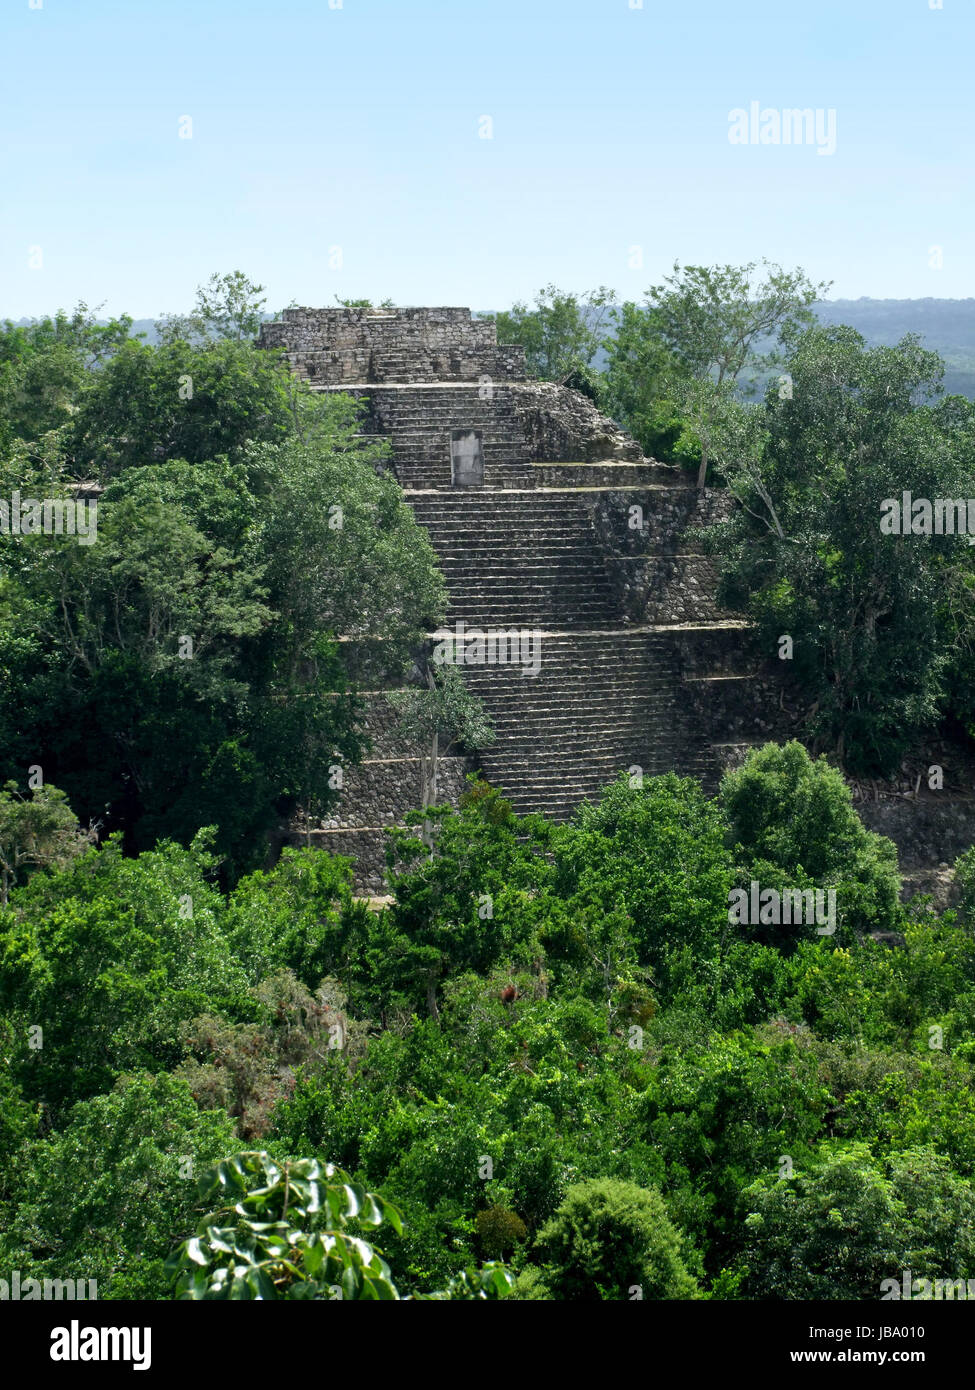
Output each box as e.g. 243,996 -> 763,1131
403,480 -> 761,814
407,488 -> 617,628
326,383 -> 535,490
457,628 -> 729,819
257,306 -> 782,884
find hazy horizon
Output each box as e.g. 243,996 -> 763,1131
7,294 -> 975,322
2,0 -> 972,319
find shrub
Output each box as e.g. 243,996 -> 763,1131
475,1206 -> 527,1260
528,1177 -> 700,1300
720,741 -> 902,944
740,1143 -> 975,1300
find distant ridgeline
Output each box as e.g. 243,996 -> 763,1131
255,304 -> 970,898
812,299 -> 975,399
588,299 -> 975,399
10,298 -> 973,396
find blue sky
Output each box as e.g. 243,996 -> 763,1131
1,0 -> 971,318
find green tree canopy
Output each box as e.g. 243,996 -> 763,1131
0,411 -> 445,877
0,1072 -> 237,1299
706,328 -> 971,772
0,780 -> 95,907
524,1177 -> 700,1300
719,741 -> 902,944
553,773 -> 733,999
495,284 -> 616,387
740,1144 -> 975,1300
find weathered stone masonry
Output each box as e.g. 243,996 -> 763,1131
256,307 -> 791,888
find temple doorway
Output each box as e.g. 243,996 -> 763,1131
450,430 -> 485,486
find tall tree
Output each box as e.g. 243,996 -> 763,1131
157,270 -> 268,344
0,782 -> 95,907
388,663 -> 496,814
0,304 -> 133,451
603,300 -> 689,462
705,327 -> 971,772
0,409 -> 446,878
495,285 -> 616,388
69,336 -> 295,477
645,260 -> 830,486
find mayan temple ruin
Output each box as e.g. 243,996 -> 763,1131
257,306 -> 973,894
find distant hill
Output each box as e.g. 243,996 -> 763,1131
7,299 -> 975,397
571,298 -> 975,398
812,299 -> 975,398
126,319 -> 162,343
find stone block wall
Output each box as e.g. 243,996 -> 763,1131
259,307 -> 813,886
257,307 -> 525,385
299,686 -> 478,892
513,381 -> 644,462
591,487 -> 735,624
856,798 -> 975,872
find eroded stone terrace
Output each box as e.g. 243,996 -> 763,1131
257,307 -> 783,889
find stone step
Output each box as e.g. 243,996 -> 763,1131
481,713 -> 668,728
436,567 -> 609,580
440,581 -> 614,597
532,462 -> 690,488
477,697 -> 681,710
455,662 -> 660,681
267,310 -> 757,887
426,529 -> 598,542
418,513 -> 597,525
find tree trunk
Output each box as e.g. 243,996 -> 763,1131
420,725 -> 439,853
426,976 -> 440,1023
428,728 -> 439,805
696,443 -> 709,490
420,664 -> 438,852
